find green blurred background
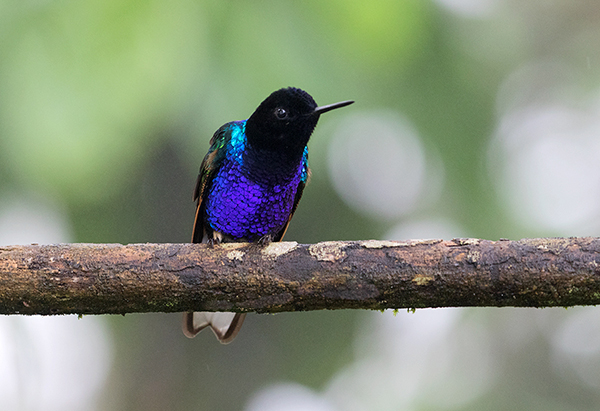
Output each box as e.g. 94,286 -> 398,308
3,0 -> 600,410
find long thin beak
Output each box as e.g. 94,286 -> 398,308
314,100 -> 354,115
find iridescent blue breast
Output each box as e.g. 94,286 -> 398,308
205,121 -> 308,241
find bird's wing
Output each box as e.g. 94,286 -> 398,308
273,151 -> 310,242
191,122 -> 234,243
273,180 -> 305,242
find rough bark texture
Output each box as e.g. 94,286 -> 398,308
1,238 -> 600,315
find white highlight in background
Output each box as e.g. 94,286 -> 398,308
245,383 -> 337,411
490,68 -> 600,235
434,0 -> 500,18
328,111 -> 438,221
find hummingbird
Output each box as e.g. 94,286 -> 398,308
182,87 -> 353,343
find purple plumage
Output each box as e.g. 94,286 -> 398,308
205,121 -> 307,241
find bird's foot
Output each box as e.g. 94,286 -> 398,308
206,234 -> 223,248
257,234 -> 273,247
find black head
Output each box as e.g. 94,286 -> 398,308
245,87 -> 353,156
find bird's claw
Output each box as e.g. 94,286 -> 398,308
257,234 -> 273,247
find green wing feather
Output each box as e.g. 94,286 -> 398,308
191,123 -> 232,243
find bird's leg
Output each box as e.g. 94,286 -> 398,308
206,232 -> 224,248
257,234 -> 273,247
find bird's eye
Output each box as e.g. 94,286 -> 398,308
275,108 -> 288,120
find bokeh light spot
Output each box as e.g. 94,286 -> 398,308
328,111 -> 429,221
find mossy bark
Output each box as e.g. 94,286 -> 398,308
1,238 -> 600,315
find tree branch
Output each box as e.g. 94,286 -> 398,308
1,238 -> 600,315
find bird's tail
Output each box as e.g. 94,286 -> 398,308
182,312 -> 246,344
